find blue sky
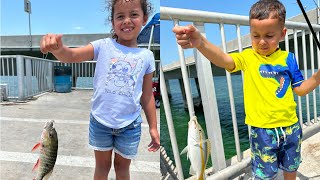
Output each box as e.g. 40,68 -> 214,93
1,0 -> 318,65
0,0 -> 160,35
160,0 -> 319,65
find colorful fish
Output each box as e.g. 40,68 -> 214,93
32,120 -> 58,180
181,116 -> 211,180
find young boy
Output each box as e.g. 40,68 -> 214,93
173,0 -> 320,179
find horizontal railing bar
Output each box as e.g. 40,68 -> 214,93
160,7 -> 320,30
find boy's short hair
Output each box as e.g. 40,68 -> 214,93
249,0 -> 286,25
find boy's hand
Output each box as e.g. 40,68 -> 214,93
40,34 -> 63,54
172,24 -> 202,49
148,128 -> 160,152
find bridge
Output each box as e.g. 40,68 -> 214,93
1,33 -> 160,60
162,8 -> 319,80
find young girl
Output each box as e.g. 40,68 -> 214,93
40,0 -> 160,179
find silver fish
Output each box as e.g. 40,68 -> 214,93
181,116 -> 211,180
32,120 -> 58,180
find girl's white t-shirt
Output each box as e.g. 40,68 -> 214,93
90,38 -> 155,129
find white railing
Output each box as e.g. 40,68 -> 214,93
160,6 -> 320,180
0,55 -> 97,100
0,55 -> 160,100
0,55 -> 54,100
54,61 -> 96,89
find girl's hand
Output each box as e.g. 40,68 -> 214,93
40,34 -> 63,54
148,128 -> 160,152
172,24 -> 202,49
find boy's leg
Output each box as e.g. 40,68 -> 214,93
250,127 -> 279,179
94,150 -> 112,180
114,153 -> 131,180
283,171 -> 297,180
279,122 -> 302,180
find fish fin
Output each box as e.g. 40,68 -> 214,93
180,146 -> 188,155
32,159 -> 40,171
43,169 -> 53,180
189,165 -> 196,175
192,139 -> 209,149
31,142 -> 41,152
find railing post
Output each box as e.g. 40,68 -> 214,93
193,22 -> 226,171
173,19 -> 195,118
16,55 -> 25,101
302,30 -> 311,125
309,33 -> 317,122
25,58 -> 32,96
48,62 -> 53,90
160,64 -> 185,180
294,29 -> 303,125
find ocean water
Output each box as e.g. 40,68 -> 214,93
160,70 -> 320,178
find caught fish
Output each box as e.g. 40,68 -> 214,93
31,120 -> 58,180
180,116 -> 211,180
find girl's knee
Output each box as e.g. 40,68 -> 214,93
97,163 -> 111,171
94,151 -> 112,170
114,160 -> 130,171
95,159 -> 112,174
114,156 -> 131,172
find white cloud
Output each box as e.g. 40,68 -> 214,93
73,26 -> 84,30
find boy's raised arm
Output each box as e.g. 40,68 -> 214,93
293,70 -> 320,96
40,34 -> 94,63
172,24 -> 235,71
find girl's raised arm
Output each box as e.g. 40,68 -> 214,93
40,34 -> 94,63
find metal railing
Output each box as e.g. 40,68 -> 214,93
0,55 -> 160,100
0,55 -> 97,100
160,6 -> 320,180
54,61 -> 96,89
0,55 -> 54,100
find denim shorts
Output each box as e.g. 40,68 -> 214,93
88,114 -> 142,159
250,122 -> 302,179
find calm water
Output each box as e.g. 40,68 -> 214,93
160,71 -> 320,178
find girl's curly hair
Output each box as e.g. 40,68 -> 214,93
105,0 -> 153,40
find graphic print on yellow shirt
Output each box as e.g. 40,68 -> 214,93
259,64 -> 290,98
229,49 -> 304,128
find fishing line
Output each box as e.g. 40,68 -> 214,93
42,53 -> 48,60
163,7 -> 196,118
297,0 -> 320,50
41,51 -> 49,115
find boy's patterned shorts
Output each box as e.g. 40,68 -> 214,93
250,122 -> 302,179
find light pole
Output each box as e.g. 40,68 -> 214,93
317,0 -> 320,24
24,0 -> 32,48
312,0 -> 320,24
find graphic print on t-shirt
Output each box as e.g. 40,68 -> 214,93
105,55 -> 143,97
259,64 -> 291,98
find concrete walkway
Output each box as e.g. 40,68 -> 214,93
0,90 -> 160,180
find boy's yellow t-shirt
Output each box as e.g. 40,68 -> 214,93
229,48 -> 304,128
